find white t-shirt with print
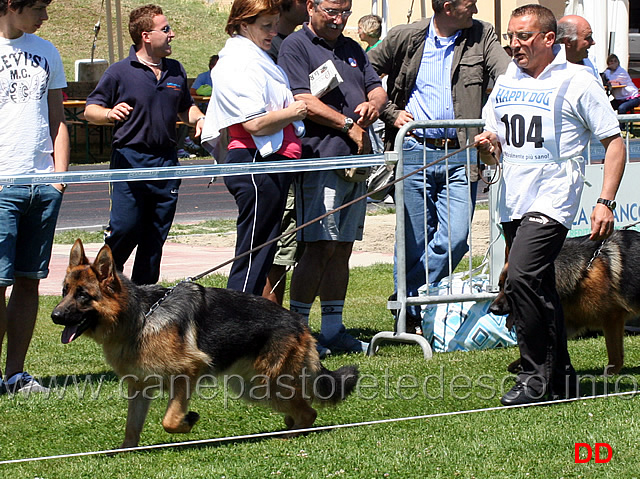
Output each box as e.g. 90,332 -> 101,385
483,46 -> 620,229
0,33 -> 66,175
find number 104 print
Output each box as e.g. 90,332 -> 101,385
489,78 -> 568,163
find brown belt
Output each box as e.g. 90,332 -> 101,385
408,133 -> 459,149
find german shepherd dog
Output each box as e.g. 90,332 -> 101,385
51,240 -> 359,448
490,229 -> 640,375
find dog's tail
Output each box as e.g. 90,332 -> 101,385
313,364 -> 359,405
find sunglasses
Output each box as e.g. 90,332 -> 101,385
318,6 -> 352,20
502,31 -> 545,42
148,25 -> 173,34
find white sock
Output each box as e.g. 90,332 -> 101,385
290,300 -> 312,326
320,300 -> 344,340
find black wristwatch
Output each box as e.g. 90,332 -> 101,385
597,198 -> 616,211
341,117 -> 354,133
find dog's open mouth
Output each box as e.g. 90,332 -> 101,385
61,320 -> 92,344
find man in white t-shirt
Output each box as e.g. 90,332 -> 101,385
475,5 -> 625,406
0,0 -> 69,395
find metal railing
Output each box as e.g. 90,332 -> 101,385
369,114 -> 640,359
3,114 -> 640,361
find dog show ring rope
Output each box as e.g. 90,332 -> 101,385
0,389 -> 636,465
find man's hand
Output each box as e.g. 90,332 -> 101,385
348,124 -> 372,154
108,102 -> 133,122
590,203 -> 615,241
393,110 -> 414,129
474,131 -> 500,165
354,101 -> 379,129
287,100 -> 308,121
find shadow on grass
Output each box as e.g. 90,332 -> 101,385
39,371 -> 120,392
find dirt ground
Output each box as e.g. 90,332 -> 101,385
168,209 -> 491,257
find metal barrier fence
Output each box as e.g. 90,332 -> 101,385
2,115 -> 640,361
369,114 -> 640,360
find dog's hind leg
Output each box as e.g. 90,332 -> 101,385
122,384 -> 152,448
275,393 -> 317,432
162,375 -> 200,434
602,315 -> 626,375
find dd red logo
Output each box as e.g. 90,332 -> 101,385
574,443 -> 613,463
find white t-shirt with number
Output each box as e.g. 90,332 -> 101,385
0,33 -> 67,175
483,46 -> 619,229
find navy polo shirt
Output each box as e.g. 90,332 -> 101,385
278,24 -> 382,158
86,46 -> 193,155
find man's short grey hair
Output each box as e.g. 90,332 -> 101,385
556,19 -> 578,43
432,0 -> 460,14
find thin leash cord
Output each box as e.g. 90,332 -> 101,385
190,141 -> 482,282
584,220 -> 640,272
1,388 -> 636,465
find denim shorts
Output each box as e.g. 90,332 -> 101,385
0,184 -> 63,286
295,169 -> 367,242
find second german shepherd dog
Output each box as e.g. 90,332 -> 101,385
490,229 -> 640,375
51,240 -> 359,448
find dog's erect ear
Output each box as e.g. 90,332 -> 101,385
93,244 -> 117,283
69,239 -> 90,269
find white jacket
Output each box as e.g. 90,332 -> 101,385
201,35 -> 304,158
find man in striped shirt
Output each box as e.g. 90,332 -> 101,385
369,0 -> 510,326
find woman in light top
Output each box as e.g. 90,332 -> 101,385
603,53 -> 640,115
202,0 -> 307,295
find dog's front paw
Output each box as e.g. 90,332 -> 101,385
162,411 -> 200,434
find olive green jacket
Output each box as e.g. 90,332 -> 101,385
368,18 -> 510,179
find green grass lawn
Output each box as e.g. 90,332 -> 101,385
12,2 -> 640,476
1,265 -> 639,477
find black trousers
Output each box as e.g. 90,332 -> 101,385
106,148 -> 180,285
224,148 -> 292,296
502,212 -> 576,396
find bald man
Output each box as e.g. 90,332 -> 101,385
557,15 -> 598,77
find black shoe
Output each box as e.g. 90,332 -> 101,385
551,374 -> 579,400
500,382 -> 547,406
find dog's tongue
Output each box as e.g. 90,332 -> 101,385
61,325 -> 79,344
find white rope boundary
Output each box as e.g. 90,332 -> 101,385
1,389 -> 637,465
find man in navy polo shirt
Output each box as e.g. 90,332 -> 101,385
85,4 -> 205,285
278,0 -> 387,356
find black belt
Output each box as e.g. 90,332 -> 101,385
407,133 -> 459,149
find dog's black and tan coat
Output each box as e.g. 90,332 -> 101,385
491,229 -> 640,375
52,240 -> 359,448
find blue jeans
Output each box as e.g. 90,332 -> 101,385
612,96 -> 640,115
394,137 -> 478,315
0,184 -> 63,285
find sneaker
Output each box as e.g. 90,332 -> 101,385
0,379 -> 6,396
5,372 -> 49,395
316,342 -> 332,359
183,136 -> 197,149
319,326 -> 369,354
177,148 -> 194,159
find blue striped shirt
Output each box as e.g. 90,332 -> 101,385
405,20 -> 460,139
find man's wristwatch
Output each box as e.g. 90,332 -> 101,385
341,117 -> 354,133
597,197 -> 616,211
